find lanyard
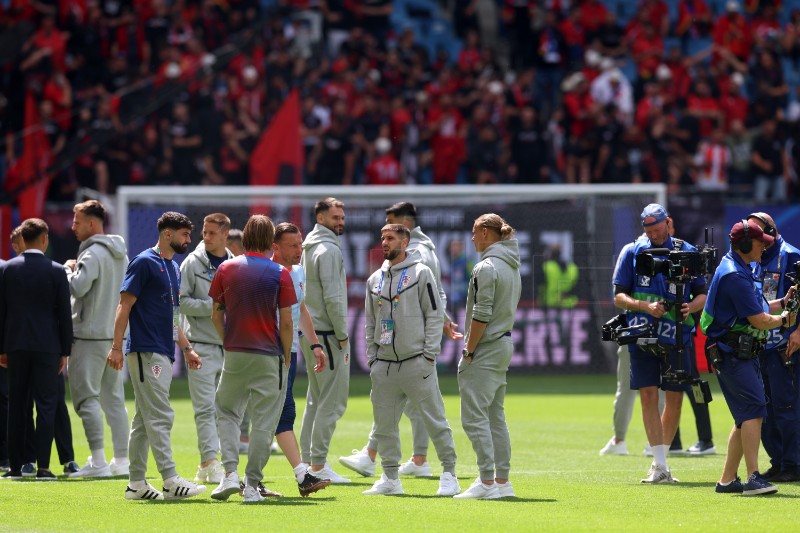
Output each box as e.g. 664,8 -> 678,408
155,246 -> 178,307
377,267 -> 408,309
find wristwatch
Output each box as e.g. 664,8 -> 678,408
462,348 -> 474,359
182,345 -> 194,353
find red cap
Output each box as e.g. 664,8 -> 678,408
730,220 -> 775,246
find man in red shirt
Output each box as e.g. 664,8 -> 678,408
366,138 -> 402,185
209,214 -> 297,503
713,1 -> 752,62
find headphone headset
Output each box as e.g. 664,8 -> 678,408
747,213 -> 777,238
738,218 -> 753,254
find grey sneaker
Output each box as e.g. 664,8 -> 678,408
641,464 -> 678,484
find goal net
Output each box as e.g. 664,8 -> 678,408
116,184 -> 666,374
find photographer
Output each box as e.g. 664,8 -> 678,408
612,204 -> 707,483
701,219 -> 797,496
749,213 -> 800,483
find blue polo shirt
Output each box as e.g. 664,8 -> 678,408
121,247 -> 180,359
754,236 -> 800,350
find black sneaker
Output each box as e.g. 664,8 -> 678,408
20,463 -> 36,477
742,472 -> 778,496
687,440 -> 716,455
1,470 -> 22,479
762,465 -> 781,481
298,472 -> 332,497
770,467 -> 800,483
715,476 -> 744,494
35,470 -> 57,481
669,442 -> 687,456
63,461 -> 80,475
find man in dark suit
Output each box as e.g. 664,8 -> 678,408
0,218 -> 73,479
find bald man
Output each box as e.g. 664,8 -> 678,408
749,213 -> 800,483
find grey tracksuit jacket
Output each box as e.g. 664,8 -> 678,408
179,242 -> 234,344
302,224 -> 348,340
409,226 -> 450,320
365,250 -> 444,364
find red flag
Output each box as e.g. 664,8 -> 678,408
5,91 -> 53,221
249,89 -> 304,187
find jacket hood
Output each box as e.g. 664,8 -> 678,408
381,249 -> 422,273
303,224 -> 340,249
481,239 -> 521,269
410,226 -> 436,252
79,234 -> 127,258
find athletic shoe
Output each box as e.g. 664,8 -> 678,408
715,476 -> 744,494
643,445 -> 653,457
21,463 -> 36,477
452,478 -> 500,500
496,481 -> 515,498
669,442 -> 687,456
110,458 -> 130,477
398,458 -> 431,477
1,470 -> 22,479
599,437 -> 628,456
742,472 -> 778,496
238,440 -> 249,455
242,483 -> 265,503
310,463 -> 350,484
298,472 -> 331,497
768,467 -> 800,483
270,440 -> 282,455
762,465 -> 781,481
640,464 -> 678,484
69,457 -> 112,479
124,482 -> 164,500
163,476 -> 207,500
362,474 -> 404,495
687,440 -> 716,455
436,472 -> 461,496
63,461 -> 80,475
211,471 -> 241,501
239,481 -> 283,498
35,469 -> 57,480
338,447 -> 376,477
0,460 -> 10,472
194,460 -> 225,484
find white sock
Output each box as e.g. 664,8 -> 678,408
91,449 -> 108,467
652,444 -> 668,468
163,475 -> 179,488
129,479 -> 147,490
294,463 -> 308,483
718,479 -> 734,486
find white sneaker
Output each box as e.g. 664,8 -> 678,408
436,472 -> 461,496
211,471 -> 241,501
110,458 -> 130,477
398,458 -> 431,477
163,476 -> 207,500
452,478 -> 500,500
338,447 -> 376,477
640,464 -> 679,484
270,440 -> 282,455
496,481 -> 515,498
194,460 -> 225,484
599,437 -> 629,456
124,482 -> 163,500
311,463 -> 351,484
362,474 -> 404,495
242,483 -> 265,503
69,456 -> 112,478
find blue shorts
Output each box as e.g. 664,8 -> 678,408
275,352 -> 298,435
715,352 -> 767,426
629,341 -> 691,392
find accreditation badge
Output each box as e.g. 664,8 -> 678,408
380,320 -> 394,345
173,307 -> 180,341
762,272 -> 779,301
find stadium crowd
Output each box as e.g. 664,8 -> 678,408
1,0 -> 800,201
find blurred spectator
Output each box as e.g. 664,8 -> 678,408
676,0 -> 712,43
693,127 -> 731,191
508,106 -> 549,183
365,138 -> 402,185
726,118 -> 755,196
307,116 -> 355,185
751,118 -> 786,202
713,1 -> 752,63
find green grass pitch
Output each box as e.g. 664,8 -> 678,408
1,374 -> 797,532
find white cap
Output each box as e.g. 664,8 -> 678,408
656,64 -> 672,80
375,137 -> 391,155
488,80 -> 504,95
242,65 -> 258,81
585,49 -> 601,67
201,53 -> 216,69
731,72 -> 745,86
726,0 -> 740,12
165,62 -> 181,79
607,68 -> 622,82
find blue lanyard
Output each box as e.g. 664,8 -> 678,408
377,267 -> 408,309
155,246 -> 178,307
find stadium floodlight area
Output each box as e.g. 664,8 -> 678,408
117,184 -> 666,375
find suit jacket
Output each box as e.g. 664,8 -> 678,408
0,251 -> 73,355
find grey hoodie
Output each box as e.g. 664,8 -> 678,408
65,234 -> 128,339
365,249 -> 444,364
465,238 -> 521,347
302,223 -> 348,340
180,241 -> 233,345
409,226 -> 449,319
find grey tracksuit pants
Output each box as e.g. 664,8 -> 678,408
187,342 -> 224,462
370,357 -> 456,480
367,401 -> 430,457
216,351 -> 286,487
69,339 -> 129,456
127,352 -> 177,481
457,338 -> 512,481
299,334 -> 349,465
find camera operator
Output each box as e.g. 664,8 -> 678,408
748,213 -> 800,483
701,219 -> 797,496
613,204 -> 707,483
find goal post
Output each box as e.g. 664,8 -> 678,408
116,184 -> 667,374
